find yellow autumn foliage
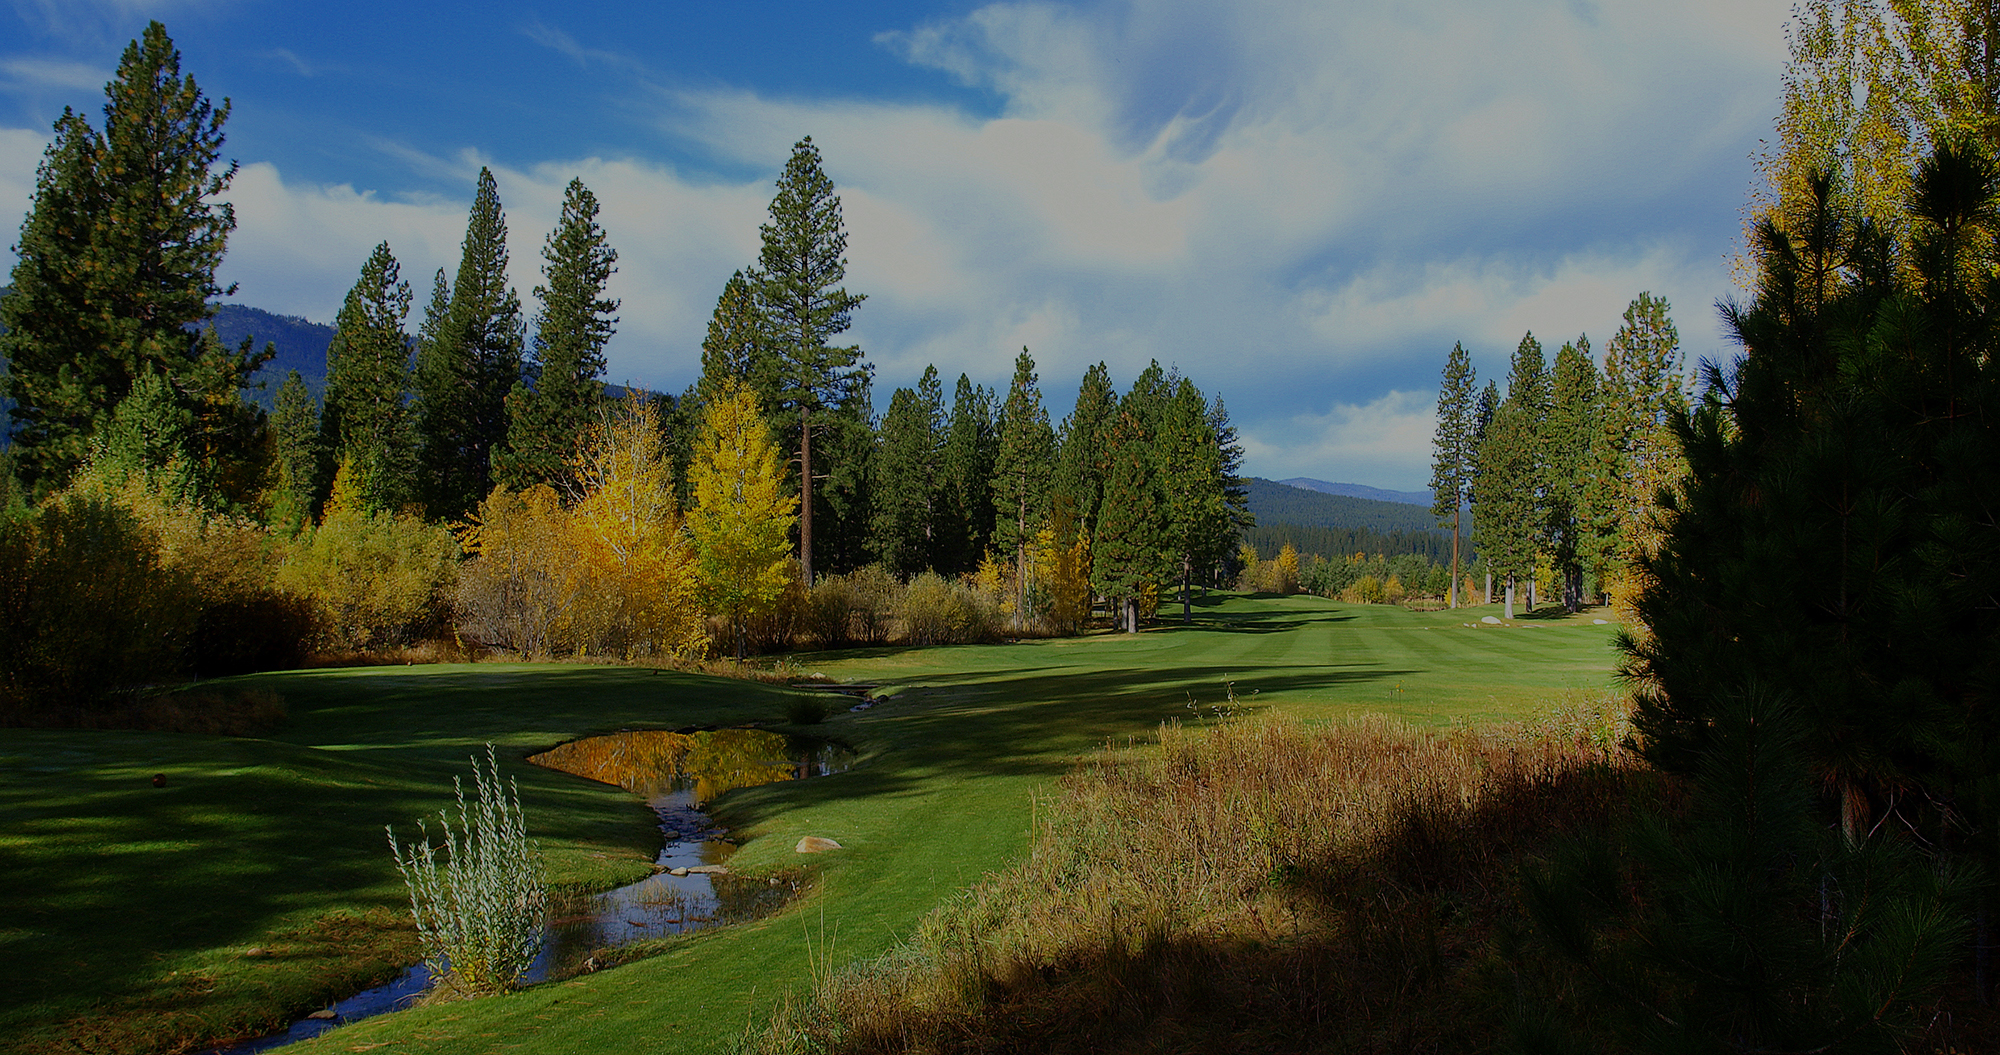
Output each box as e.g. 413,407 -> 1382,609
689,379 -> 797,658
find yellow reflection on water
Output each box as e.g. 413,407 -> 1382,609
529,728 -> 802,804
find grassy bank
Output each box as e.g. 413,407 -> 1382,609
0,593 -> 1618,1054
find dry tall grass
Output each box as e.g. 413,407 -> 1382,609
751,710 -> 1642,1054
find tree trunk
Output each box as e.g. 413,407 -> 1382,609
1449,505 -> 1461,608
1182,559 -> 1192,623
1484,570 -> 1492,605
1504,574 -> 1515,620
799,409 -> 814,588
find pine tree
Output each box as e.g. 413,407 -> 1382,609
753,137 -> 869,586
870,367 -> 944,577
1157,377 -> 1226,622
696,270 -> 777,409
1544,336 -> 1599,611
416,167 -> 525,520
1473,333 -> 1548,618
1207,396 -> 1253,590
322,242 -> 416,514
497,178 -> 616,492
1055,362 -> 1118,540
1472,380 -> 1500,603
1429,342 -> 1477,607
992,349 -> 1056,624
0,22 -> 259,494
938,373 -> 996,575
268,370 -> 321,531
690,378 -> 798,661
1092,406 -> 1164,634
1585,293 -> 1687,606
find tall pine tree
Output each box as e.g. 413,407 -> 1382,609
321,242 -> 416,514
1429,342 -> 1477,607
1157,377 -> 1226,622
497,177 -> 617,492
1473,333 -> 1548,618
415,167 -> 524,521
870,366 -> 944,577
0,22 -> 261,494
1544,336 -> 1599,611
992,349 -> 1056,624
938,374 -> 996,575
267,370 -> 321,531
753,137 -> 869,586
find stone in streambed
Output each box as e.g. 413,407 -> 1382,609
795,836 -> 842,853
687,864 -> 730,875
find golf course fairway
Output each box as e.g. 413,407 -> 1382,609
0,592 -> 1620,1054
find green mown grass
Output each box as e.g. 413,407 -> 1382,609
0,593 -> 1618,1054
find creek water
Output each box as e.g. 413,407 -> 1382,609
210,728 -> 852,1053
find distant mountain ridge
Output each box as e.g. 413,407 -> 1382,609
210,304 -> 336,410
1243,477 -> 1440,535
1278,477 -> 1431,507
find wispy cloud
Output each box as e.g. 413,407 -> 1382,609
0,56 -> 108,93
520,19 -> 647,76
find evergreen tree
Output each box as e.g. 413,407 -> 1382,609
1583,293 -> 1687,603
753,137 -> 869,586
0,22 -> 260,494
416,167 -> 524,520
1092,406 -> 1163,633
991,349 -> 1056,623
1472,379 -> 1500,603
1207,395 -> 1253,589
696,270 -> 777,409
1157,377 -> 1226,622
1604,143 -> 1999,1024
1543,336 -> 1598,610
870,367 -> 944,577
1473,333 -> 1548,617
322,242 -> 416,514
1428,341 -> 1477,607
268,370 -> 321,531
1055,362 -> 1118,540
497,178 -> 616,492
938,373 -> 996,575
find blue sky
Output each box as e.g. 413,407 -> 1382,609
0,0 -> 1792,490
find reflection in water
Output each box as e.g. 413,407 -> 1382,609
526,728 -> 852,978
212,728 -> 850,1054
528,727 -> 843,805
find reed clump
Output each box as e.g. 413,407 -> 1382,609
751,711 -> 1642,1053
386,744 -> 549,997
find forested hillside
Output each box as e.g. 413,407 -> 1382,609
1243,477 -> 1440,534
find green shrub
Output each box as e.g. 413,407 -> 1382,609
279,504 -> 457,652
0,494 -> 191,720
387,745 -> 549,996
897,571 -> 997,645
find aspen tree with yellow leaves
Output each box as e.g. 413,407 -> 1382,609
564,393 -> 705,660
690,379 -> 798,661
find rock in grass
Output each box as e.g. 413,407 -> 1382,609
795,836 -> 842,853
1481,616 -> 1502,624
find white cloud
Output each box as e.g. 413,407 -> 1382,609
1240,390 -> 1439,490
0,0 -> 1796,487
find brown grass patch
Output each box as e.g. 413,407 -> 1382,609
751,712 -> 1645,1054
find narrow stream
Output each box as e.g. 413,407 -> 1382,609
211,728 -> 851,1053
